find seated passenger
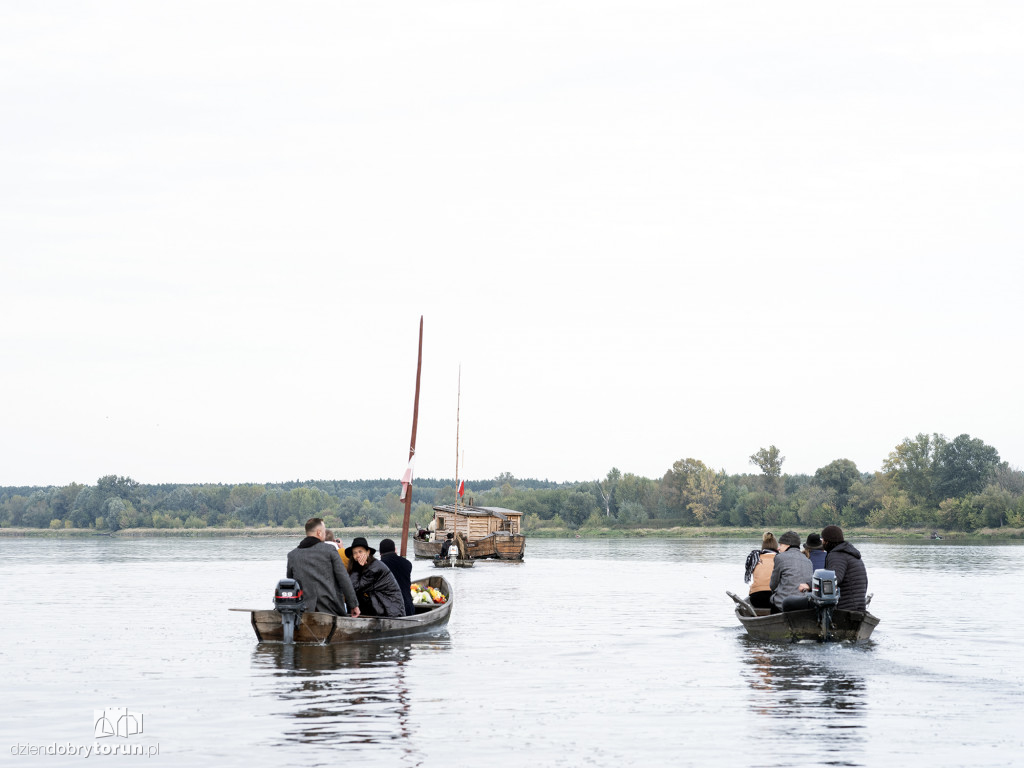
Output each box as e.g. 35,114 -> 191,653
439,532 -> 455,559
346,536 -> 406,617
378,538 -> 414,617
796,525 -> 870,612
286,517 -> 359,617
324,529 -> 351,569
744,532 -> 778,610
803,533 -> 826,571
770,531 -> 813,613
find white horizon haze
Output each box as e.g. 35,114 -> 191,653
3,2 -> 1022,488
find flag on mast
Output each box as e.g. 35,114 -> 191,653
457,479 -> 465,498
400,456 -> 416,501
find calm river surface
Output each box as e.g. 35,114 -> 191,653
2,537 -> 1022,767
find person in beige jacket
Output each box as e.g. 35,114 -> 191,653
744,531 -> 778,610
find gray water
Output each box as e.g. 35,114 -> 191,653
1,537 -> 1022,767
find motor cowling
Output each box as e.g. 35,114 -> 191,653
810,569 -> 840,607
274,578 -> 305,644
274,578 -> 304,611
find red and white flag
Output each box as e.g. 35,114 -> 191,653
399,456 -> 416,501
457,479 -> 465,498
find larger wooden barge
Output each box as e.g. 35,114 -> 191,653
413,504 -> 525,561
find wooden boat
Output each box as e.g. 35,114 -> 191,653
232,576 -> 453,644
727,591 -> 879,643
432,557 -> 475,568
413,504 -> 525,560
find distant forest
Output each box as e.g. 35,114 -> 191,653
2,433 -> 1022,533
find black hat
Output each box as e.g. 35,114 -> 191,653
779,531 -> 801,548
446,533 -> 454,540
378,538 -> 396,554
821,525 -> 845,545
805,533 -> 824,550
345,536 -> 376,559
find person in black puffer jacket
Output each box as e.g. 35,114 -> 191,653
821,525 -> 868,612
346,537 -> 407,618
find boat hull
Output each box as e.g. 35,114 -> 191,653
413,533 -> 525,561
432,558 -> 475,568
234,576 -> 453,644
735,606 -> 880,643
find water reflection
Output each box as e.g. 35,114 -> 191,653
251,636 -> 449,762
739,638 -> 867,762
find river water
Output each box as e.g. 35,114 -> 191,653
1,536 -> 1022,767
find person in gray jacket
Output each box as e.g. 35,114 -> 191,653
286,517 -> 360,617
770,530 -> 813,613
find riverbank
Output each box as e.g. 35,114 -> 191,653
2,525 -> 1022,540
529,525 -> 1024,541
0,526 -> 401,539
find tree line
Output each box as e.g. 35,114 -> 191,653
2,433 -> 1021,533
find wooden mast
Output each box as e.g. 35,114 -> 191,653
454,365 -> 461,539
399,316 -> 423,558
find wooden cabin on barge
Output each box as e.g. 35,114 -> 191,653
413,503 -> 525,561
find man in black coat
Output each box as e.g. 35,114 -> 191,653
378,538 -> 414,616
821,525 -> 869,612
286,517 -> 360,616
796,525 -> 869,613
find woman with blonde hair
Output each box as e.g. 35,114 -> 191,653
744,531 -> 778,610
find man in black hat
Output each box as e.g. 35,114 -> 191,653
803,533 -> 826,571
346,536 -> 406,617
378,538 -> 414,616
286,517 -> 360,616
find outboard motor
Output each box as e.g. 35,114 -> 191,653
273,578 -> 305,643
809,569 -> 839,640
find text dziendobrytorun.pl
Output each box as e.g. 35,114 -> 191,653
10,743 -> 160,758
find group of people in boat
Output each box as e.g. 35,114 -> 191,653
744,525 -> 869,613
285,517 -> 416,619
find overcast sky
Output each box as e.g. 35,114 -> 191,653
2,2 -> 1022,488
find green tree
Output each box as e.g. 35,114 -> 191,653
936,497 -> 974,531
2,494 -> 29,527
616,473 -> 658,518
814,459 -> 860,511
933,434 -> 1000,501
560,491 -> 598,528
22,491 -> 53,527
686,466 -> 723,525
228,484 -> 266,515
797,485 -> 838,528
737,490 -> 778,527
71,487 -> 97,528
972,484 -> 1013,528
882,433 -> 944,505
662,458 -> 708,520
596,467 -> 621,518
749,446 -> 785,497
866,491 -> 915,528
617,501 -> 648,524
96,475 -> 142,510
